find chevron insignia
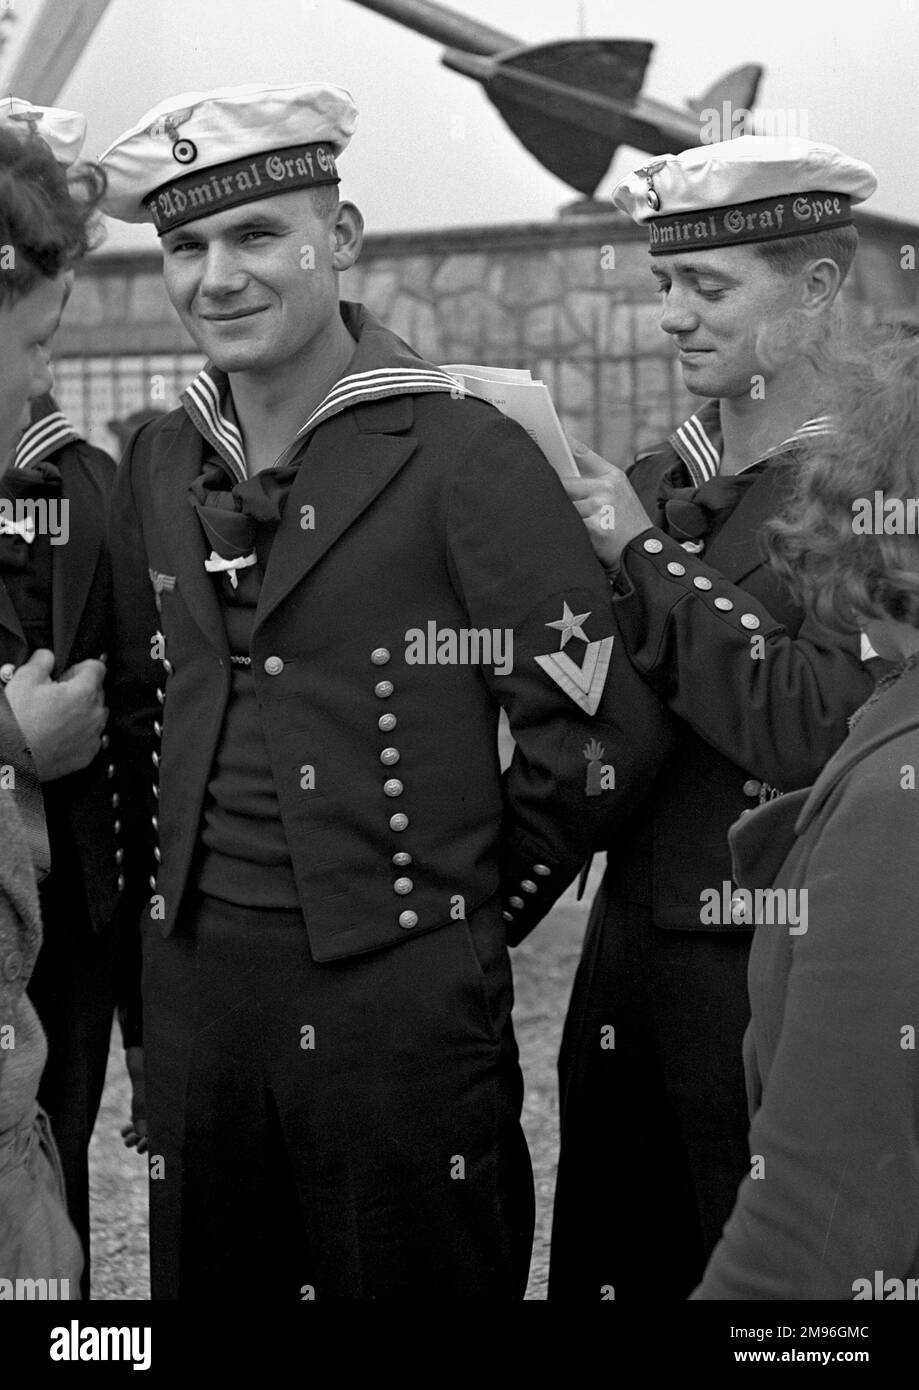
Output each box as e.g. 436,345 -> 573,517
534,603 -> 614,715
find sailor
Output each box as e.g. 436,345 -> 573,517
549,135 -> 882,1300
99,82 -> 672,1300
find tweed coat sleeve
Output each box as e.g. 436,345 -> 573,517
0,784 -> 43,1100
444,413 -> 676,941
692,742 -> 919,1299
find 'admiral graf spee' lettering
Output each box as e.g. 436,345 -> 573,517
145,142 -> 340,233
647,190 -> 852,255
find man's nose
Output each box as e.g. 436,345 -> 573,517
659,288 -> 699,336
198,245 -> 248,297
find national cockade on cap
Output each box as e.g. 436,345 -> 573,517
98,82 -> 358,232
613,135 -> 877,254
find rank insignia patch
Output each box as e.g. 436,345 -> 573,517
534,603 -> 614,715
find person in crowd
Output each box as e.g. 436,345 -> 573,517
694,327 -> 919,1298
0,98 -> 129,1299
549,136 -> 885,1300
0,115 -> 107,1300
98,81 -> 673,1300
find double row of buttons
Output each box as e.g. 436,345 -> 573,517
148,646 -> 169,892
372,647 -> 417,930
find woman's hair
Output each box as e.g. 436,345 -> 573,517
0,125 -> 106,305
767,325 -> 919,631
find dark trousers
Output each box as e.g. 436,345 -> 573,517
143,893 -> 534,1301
548,875 -> 752,1301
29,877 -> 117,1301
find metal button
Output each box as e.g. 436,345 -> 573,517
731,893 -> 750,924
2,951 -> 22,981
714,597 -> 733,611
533,864 -> 551,876
743,779 -> 761,798
151,816 -> 159,830
378,713 -> 397,732
398,910 -> 418,930
508,895 -> 525,910
393,876 -> 414,895
117,874 -> 125,892
642,537 -> 663,554
115,848 -> 124,865
389,813 -> 409,832
520,880 -> 538,894
693,576 -> 713,591
380,747 -> 400,766
107,763 -> 115,779
374,680 -> 394,698
392,852 -> 412,867
264,655 -> 284,676
502,910 -> 514,923
101,733 -> 110,750
155,687 -> 164,703
153,720 -> 162,736
666,561 -> 686,577
371,648 -> 391,666
383,778 -> 403,797
149,875 -> 157,890
153,846 -> 161,862
113,820 -> 122,834
151,751 -> 159,768
152,784 -> 159,799
162,658 -> 173,674
682,540 -> 705,554
0,662 -> 15,683
741,613 -> 761,630
111,792 -> 120,809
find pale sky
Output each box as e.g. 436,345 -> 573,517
2,0 -> 917,250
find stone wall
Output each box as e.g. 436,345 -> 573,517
57,208 -> 919,461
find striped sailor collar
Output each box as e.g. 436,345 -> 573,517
181,301 -> 461,482
14,393 -> 82,471
668,399 -> 832,488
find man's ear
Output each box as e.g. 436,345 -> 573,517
331,201 -> 363,272
800,256 -> 842,317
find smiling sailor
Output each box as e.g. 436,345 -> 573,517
549,135 -> 886,1302
99,82 -> 673,1301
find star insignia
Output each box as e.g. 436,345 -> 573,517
545,602 -> 591,649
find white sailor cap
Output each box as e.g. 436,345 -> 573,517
0,96 -> 87,167
613,135 -> 877,255
98,82 -> 357,233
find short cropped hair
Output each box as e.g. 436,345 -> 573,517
767,327 -> 919,631
309,183 -> 340,219
0,126 -> 106,305
754,224 -> 859,285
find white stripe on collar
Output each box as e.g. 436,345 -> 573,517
671,410 -> 833,483
183,370 -> 247,481
277,367 -> 462,466
673,414 -> 720,486
184,363 -> 461,477
15,410 -> 80,471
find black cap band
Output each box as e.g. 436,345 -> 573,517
648,190 -> 853,255
145,141 -> 340,233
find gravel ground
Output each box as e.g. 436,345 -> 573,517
87,867 -> 597,1301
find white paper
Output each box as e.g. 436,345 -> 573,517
442,363 -> 579,479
